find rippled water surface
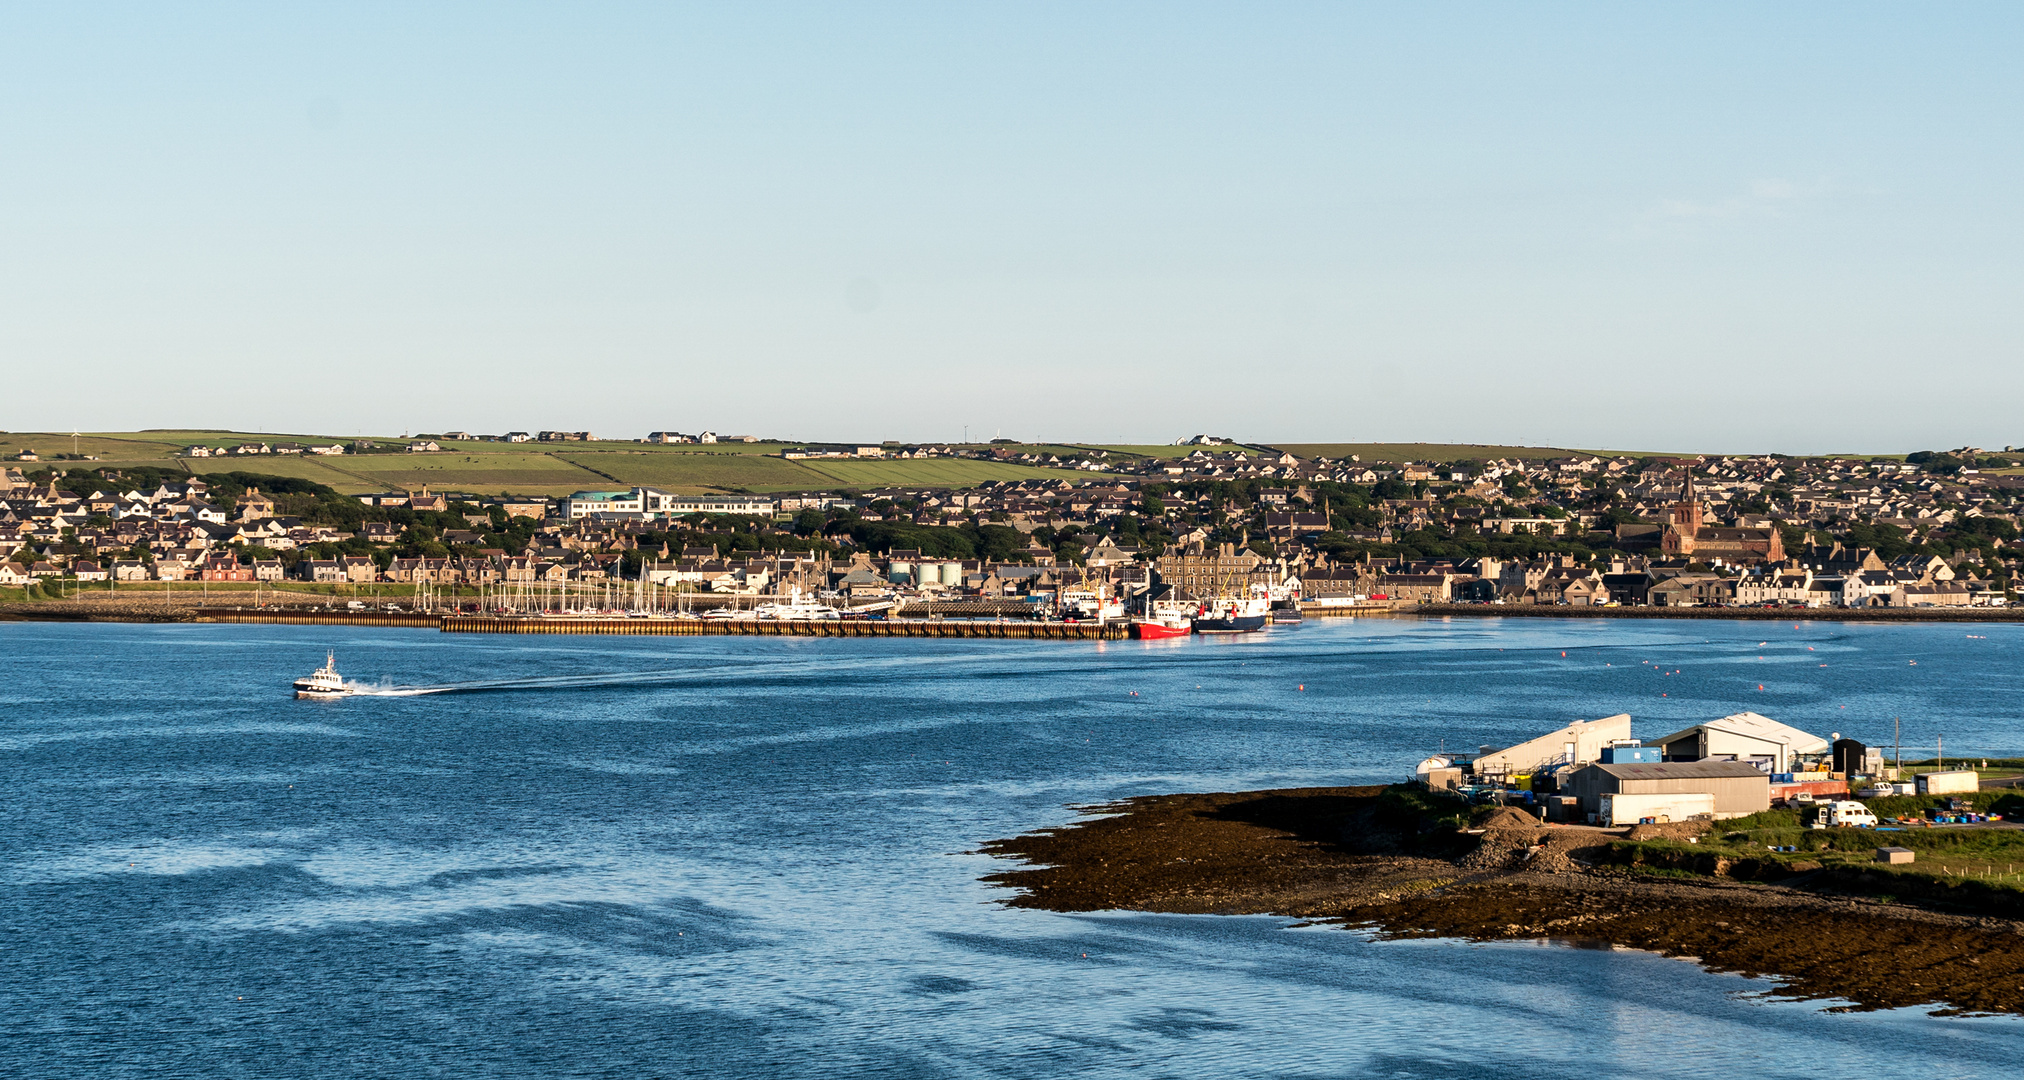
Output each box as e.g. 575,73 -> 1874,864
5,616 -> 2023,1078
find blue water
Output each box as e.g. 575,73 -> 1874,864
4,616 -> 2022,1078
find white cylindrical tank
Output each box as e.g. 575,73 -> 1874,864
937,562 -> 962,585
889,560 -> 913,584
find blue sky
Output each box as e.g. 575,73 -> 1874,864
2,3 -> 2018,452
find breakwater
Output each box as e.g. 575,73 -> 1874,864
185,606 -> 1130,639
441,615 -> 1128,639
195,607 -> 444,629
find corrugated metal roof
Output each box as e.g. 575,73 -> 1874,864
1591,761 -> 1769,780
1650,711 -> 1830,755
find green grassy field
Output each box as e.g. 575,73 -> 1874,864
1269,442 -> 1627,462
797,458 -> 1077,488
4,431 -> 189,461
550,449 -> 832,492
1266,442 -> 1918,463
334,453 -> 614,495
6,430 -> 1103,494
1085,444 -> 1270,459
12,429 -> 1923,494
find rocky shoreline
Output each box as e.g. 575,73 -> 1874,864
979,786 -> 2024,1016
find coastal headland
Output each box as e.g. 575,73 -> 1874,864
981,786 -> 2024,1016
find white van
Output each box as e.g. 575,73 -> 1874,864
1811,801 -> 1879,829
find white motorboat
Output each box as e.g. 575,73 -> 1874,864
755,587 -> 842,620
293,652 -> 353,699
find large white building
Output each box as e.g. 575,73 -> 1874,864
558,488 -> 776,520
1649,712 -> 1829,774
1471,713 -> 1633,780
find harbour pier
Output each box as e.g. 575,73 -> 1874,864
193,607 -> 1130,639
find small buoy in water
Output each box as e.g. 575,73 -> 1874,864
1298,684 -> 1304,691
1758,685 -> 1764,690
1561,651 -> 1566,657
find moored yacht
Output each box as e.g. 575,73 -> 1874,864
754,587 -> 842,620
293,652 -> 353,699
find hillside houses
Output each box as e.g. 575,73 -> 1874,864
6,442 -> 2021,608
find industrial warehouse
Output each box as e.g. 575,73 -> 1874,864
1416,710 -> 1987,827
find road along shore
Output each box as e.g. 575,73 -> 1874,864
979,786 -> 2024,1016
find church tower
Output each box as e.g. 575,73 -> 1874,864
1661,469 -> 1702,556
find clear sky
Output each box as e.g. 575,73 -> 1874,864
2,3 -> 2019,453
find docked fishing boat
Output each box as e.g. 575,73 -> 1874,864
293,652 -> 353,699
1262,581 -> 1302,624
1132,613 -> 1193,639
1194,595 -> 1269,634
1061,586 -> 1126,622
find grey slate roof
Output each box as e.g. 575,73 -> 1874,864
1591,761 -> 1768,781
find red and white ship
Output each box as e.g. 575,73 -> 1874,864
1132,613 -> 1193,639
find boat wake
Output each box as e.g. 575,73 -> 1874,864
332,661 -> 869,698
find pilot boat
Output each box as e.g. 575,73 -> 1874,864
293,652 -> 353,698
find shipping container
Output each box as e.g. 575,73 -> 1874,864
1915,770 -> 1980,796
1598,791 -> 1716,827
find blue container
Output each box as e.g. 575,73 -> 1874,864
1600,746 -> 1662,764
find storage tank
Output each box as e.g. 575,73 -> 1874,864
888,560 -> 913,584
937,561 -> 963,585
1916,770 -> 1979,796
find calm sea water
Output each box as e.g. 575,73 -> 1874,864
4,616 -> 2023,1078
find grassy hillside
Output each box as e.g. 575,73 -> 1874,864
1269,442 -> 1626,463
797,459 -> 1072,488
1085,444 -> 1273,459
550,449 -> 832,492
5,429 -> 1099,495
